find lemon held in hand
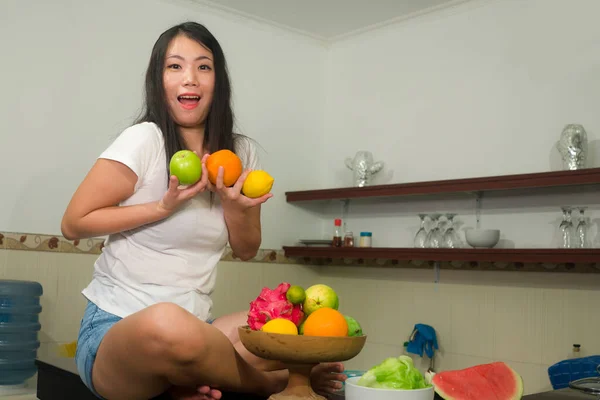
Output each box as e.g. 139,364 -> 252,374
242,170 -> 274,198
261,318 -> 298,335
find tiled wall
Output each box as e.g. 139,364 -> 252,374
0,244 -> 319,369
2,234 -> 600,395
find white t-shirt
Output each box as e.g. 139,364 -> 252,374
81,122 -> 260,321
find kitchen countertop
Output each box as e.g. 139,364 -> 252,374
328,387 -> 593,399
31,354 -> 596,400
1,386 -> 38,399
1,376 -> 38,399
522,388 -> 597,399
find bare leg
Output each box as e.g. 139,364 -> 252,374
91,303 -> 283,400
211,312 -> 286,371
212,311 -> 347,395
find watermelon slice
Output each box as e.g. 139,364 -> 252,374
432,362 -> 523,400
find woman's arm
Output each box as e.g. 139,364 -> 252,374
211,166 -> 271,261
61,158 -> 208,240
61,159 -> 169,240
213,137 -> 271,260
223,205 -> 262,261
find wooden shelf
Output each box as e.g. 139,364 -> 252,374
285,168 -> 600,202
282,246 -> 600,264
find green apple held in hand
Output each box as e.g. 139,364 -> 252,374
169,150 -> 202,185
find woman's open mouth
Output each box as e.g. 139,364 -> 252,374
178,94 -> 200,110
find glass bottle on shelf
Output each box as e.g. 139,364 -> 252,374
359,232 -> 372,247
569,344 -> 581,359
332,219 -> 342,247
343,231 -> 354,247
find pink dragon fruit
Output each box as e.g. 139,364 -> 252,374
247,282 -> 304,330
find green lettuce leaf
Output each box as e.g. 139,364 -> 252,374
357,356 -> 430,390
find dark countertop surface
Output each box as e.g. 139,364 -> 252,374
328,388 -> 593,399
37,355 -> 593,400
522,388 -> 596,399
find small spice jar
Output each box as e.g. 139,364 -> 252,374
343,232 -> 354,247
359,232 -> 372,247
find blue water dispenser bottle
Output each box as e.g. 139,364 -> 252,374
0,279 -> 43,391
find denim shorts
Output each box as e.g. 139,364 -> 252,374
75,300 -> 122,399
75,300 -> 215,398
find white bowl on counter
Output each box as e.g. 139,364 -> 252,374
465,229 -> 500,248
344,376 -> 435,400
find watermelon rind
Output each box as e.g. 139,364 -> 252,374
432,361 -> 524,400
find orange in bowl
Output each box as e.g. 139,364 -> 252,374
303,307 -> 348,337
206,149 -> 243,187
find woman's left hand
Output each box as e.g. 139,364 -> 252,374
207,165 -> 273,212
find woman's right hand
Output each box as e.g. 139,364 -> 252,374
158,155 -> 209,214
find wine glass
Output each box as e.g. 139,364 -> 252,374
425,213 -> 443,248
558,206 -> 575,249
575,206 -> 589,248
442,213 -> 463,248
414,214 -> 428,248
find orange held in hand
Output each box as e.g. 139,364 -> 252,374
206,149 -> 243,187
302,307 -> 348,337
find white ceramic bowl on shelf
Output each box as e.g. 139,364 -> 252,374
344,376 -> 435,400
465,229 -> 500,248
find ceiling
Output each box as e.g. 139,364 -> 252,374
193,0 -> 469,41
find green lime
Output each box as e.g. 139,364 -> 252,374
286,285 -> 306,305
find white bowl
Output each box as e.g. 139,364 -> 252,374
465,229 -> 500,248
344,376 -> 435,400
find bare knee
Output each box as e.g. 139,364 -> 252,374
139,303 -> 208,365
212,311 -> 248,342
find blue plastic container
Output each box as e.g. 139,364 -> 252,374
0,279 -> 43,386
338,369 -> 365,391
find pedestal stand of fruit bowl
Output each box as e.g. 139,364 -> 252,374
238,326 -> 367,400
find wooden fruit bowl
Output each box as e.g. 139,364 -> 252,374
238,326 -> 367,400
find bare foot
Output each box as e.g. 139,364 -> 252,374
311,362 -> 346,396
168,385 -> 222,400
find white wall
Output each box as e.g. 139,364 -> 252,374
316,0 -> 600,247
6,0 -> 598,250
0,0 -> 327,248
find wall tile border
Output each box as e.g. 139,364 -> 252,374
1,231 -> 598,272
0,231 -> 298,264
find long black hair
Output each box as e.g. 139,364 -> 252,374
135,21 -> 236,176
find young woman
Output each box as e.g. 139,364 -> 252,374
62,21 -> 346,400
